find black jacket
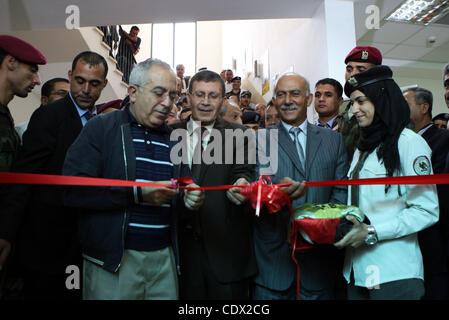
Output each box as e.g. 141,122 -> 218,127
419,124 -> 449,274
63,109 -> 185,273
0,95 -> 83,274
171,118 -> 258,283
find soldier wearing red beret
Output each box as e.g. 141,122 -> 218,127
0,35 -> 47,171
344,46 -> 382,82
0,34 -> 46,299
332,46 -> 383,164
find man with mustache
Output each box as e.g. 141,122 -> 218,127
253,73 -> 348,300
0,51 -> 108,300
63,58 -> 204,299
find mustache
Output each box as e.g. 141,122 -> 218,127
198,105 -> 214,112
280,104 -> 299,111
155,106 -> 170,114
76,94 -> 93,100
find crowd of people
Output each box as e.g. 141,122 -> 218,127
0,33 -> 449,301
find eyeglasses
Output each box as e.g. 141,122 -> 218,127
135,84 -> 179,102
191,91 -> 223,101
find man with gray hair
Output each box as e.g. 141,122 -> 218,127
63,58 -> 204,300
253,72 -> 348,300
403,86 -> 449,299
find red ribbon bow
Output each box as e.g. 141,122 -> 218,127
240,175 -> 292,216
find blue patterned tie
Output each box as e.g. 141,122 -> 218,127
84,111 -> 95,121
289,127 -> 305,171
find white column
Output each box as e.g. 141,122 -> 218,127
306,0 -> 357,122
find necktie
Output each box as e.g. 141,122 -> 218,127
289,127 -> 305,171
84,111 -> 95,121
191,126 -> 207,181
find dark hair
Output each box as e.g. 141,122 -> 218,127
189,70 -> 225,97
443,62 -> 449,79
358,78 -> 410,181
315,78 -> 343,98
41,78 -> 69,97
131,26 -> 140,32
0,48 -> 6,66
71,51 -> 108,79
432,113 -> 449,121
180,107 -> 191,114
403,87 -> 433,118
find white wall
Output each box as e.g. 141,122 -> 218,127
197,21 -> 223,73
218,0 -> 357,122
395,75 -> 447,116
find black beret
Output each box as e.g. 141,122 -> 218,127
344,65 -> 393,97
240,90 -> 252,97
432,113 -> 449,121
242,111 -> 260,124
232,76 -> 241,81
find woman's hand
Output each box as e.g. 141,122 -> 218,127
334,215 -> 371,249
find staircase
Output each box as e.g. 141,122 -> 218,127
7,27 -> 128,124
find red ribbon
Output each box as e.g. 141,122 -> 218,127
1,172 -> 448,189
1,171 -> 448,299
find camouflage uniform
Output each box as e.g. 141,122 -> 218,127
333,104 -> 415,164
0,104 -> 20,171
333,103 -> 360,164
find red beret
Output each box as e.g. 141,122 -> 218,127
344,46 -> 382,65
96,99 -> 123,114
0,35 -> 47,65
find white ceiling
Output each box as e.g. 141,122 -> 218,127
0,0 -> 323,31
354,0 -> 449,65
1,0 -> 447,66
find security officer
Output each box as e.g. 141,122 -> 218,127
0,35 -> 46,299
0,35 -> 46,172
335,46 -> 382,162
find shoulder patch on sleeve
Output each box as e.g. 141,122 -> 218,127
413,156 -> 431,175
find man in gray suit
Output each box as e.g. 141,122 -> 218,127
253,73 -> 348,300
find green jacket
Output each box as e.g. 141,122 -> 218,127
334,104 -> 360,164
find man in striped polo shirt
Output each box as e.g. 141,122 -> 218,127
63,58 -> 204,300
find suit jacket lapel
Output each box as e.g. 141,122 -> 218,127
305,123 -> 322,179
277,122 -> 304,175
65,95 -> 83,140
